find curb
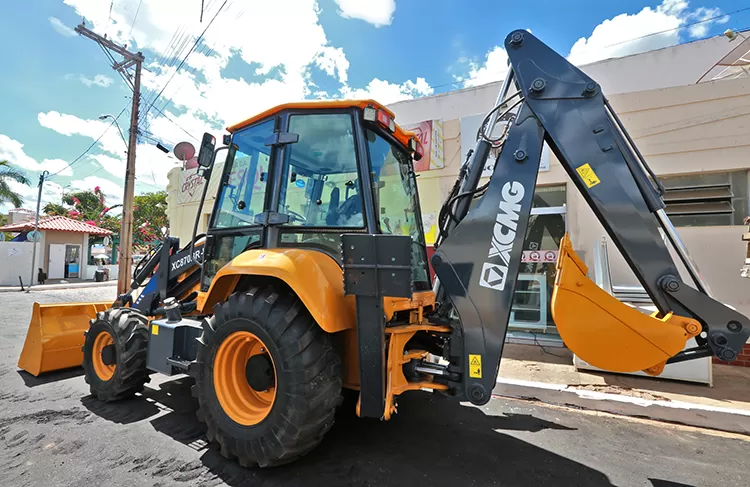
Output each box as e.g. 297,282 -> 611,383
494,377 -> 750,435
0,281 -> 118,293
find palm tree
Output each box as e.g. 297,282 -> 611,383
0,160 -> 31,208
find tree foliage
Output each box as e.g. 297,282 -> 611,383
0,160 -> 30,208
43,186 -> 169,248
133,191 -> 168,247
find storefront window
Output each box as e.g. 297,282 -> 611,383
509,185 -> 566,337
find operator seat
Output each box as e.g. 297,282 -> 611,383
326,187 -> 341,225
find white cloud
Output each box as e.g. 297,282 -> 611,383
315,46 -> 350,84
37,111 -> 127,157
37,0 -> 429,194
333,0 -> 395,27
49,17 -> 76,37
79,74 -> 114,88
339,77 -> 433,104
568,0 -> 728,65
687,7 -> 728,37
462,46 -> 508,88
70,176 -> 124,205
0,134 -> 73,176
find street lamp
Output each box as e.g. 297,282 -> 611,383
98,114 -> 128,150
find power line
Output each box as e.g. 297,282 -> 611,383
48,105 -> 129,179
141,0 -> 229,120
128,0 -> 143,38
430,6 -> 750,92
599,6 -> 750,50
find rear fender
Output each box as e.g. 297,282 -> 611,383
198,248 -> 356,333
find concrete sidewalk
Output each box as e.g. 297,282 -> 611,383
0,280 -> 117,293
495,343 -> 750,435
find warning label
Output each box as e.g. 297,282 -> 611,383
152,324 -> 159,336
469,354 -> 482,378
576,163 -> 601,188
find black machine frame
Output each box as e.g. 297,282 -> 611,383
431,30 -> 750,405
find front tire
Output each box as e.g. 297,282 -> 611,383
191,286 -> 342,468
82,307 -> 150,401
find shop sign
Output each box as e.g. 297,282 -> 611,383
177,169 -> 205,204
402,119 -> 445,172
521,250 -> 558,263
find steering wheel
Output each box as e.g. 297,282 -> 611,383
287,209 -> 307,223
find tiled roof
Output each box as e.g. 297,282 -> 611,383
0,216 -> 113,236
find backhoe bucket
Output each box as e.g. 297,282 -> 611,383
550,234 -> 701,375
18,301 -> 111,376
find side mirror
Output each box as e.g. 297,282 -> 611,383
197,132 -> 217,167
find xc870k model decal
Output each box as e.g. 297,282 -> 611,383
479,181 -> 525,291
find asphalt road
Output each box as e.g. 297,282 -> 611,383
1,287 -> 748,487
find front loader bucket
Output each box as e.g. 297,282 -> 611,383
551,234 -> 701,375
18,301 -> 111,377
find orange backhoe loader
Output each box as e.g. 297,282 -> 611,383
18,30 -> 750,468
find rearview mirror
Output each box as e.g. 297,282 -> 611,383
197,132 -> 217,167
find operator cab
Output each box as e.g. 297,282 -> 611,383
200,101 -> 431,292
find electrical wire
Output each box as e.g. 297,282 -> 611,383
599,7 -> 750,50
48,105 -> 130,179
141,0 -> 229,120
128,0 -> 143,38
428,6 -> 750,92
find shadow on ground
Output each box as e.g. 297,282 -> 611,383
17,368 -> 84,387
650,480 -> 697,487
81,376 -> 618,487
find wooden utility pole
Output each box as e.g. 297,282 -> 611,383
74,23 -> 144,295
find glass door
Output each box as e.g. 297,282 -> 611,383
510,185 -> 567,335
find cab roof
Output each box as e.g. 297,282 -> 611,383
225,99 -> 416,148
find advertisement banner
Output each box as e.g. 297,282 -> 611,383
459,112 -> 550,178
402,119 -> 444,172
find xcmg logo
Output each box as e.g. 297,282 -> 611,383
479,181 -> 525,291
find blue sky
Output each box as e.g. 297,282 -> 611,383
0,0 -> 747,212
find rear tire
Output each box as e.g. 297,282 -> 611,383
191,286 -> 343,468
82,307 -> 150,401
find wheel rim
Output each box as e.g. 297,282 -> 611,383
214,331 -> 277,426
92,332 -> 116,381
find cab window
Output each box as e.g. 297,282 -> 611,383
278,114 -> 364,228
212,119 -> 272,228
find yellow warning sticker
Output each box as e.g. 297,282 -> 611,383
469,354 -> 482,378
576,163 -> 601,188
152,324 -> 159,336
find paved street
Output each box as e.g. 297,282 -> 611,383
0,288 -> 748,486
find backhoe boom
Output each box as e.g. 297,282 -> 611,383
432,30 -> 750,405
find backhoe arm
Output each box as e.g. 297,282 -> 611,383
432,30 -> 750,405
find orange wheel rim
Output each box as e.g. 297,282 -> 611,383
92,332 -> 115,381
214,331 -> 277,426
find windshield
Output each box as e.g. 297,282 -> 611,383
366,128 -> 430,287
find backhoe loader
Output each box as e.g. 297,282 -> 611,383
18,30 -> 750,468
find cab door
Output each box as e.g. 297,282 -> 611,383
201,118 -> 276,290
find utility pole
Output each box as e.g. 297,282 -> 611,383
27,170 -> 49,292
74,22 -> 144,295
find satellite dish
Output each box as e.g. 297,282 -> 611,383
174,141 -> 196,162
27,230 -> 41,242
